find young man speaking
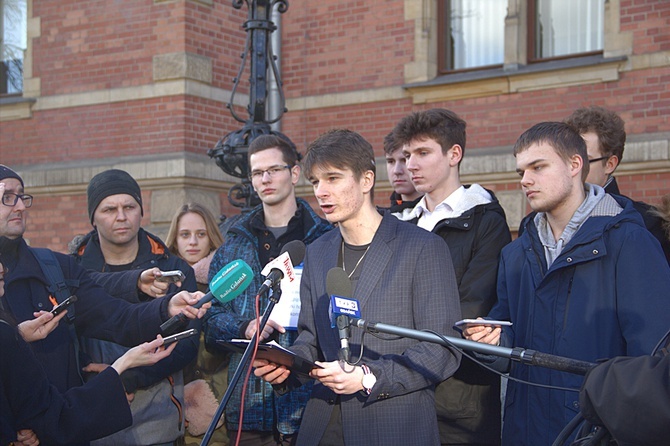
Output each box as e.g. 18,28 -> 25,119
254,129 -> 463,445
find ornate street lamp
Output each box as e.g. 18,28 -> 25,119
208,0 -> 290,211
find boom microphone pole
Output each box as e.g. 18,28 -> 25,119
326,266 -> 595,376
351,317 -> 596,376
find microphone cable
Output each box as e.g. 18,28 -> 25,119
424,329 -> 582,393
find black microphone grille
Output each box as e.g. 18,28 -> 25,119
326,267 -> 352,298
281,240 -> 306,265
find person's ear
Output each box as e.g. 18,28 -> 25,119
604,155 -> 619,175
290,164 -> 301,186
448,144 -> 463,167
361,170 -> 375,193
571,154 -> 584,179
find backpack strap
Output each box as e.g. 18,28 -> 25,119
32,248 -> 75,319
32,248 -> 84,383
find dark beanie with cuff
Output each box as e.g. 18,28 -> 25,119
87,169 -> 143,224
0,165 -> 24,187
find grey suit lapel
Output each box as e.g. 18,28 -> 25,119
314,228 -> 343,294
353,216 -> 394,310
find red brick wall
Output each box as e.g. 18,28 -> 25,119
24,194 -> 91,252
282,0 -> 413,96
32,0 -> 245,96
3,0 -> 669,250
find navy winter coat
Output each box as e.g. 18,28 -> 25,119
0,319 -> 131,445
489,195 -> 670,445
3,238 -> 171,394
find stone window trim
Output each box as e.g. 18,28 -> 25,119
405,0 -> 630,100
404,53 -> 627,104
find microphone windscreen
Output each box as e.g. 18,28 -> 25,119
281,240 -> 306,266
209,259 -> 254,304
326,267 -> 352,298
327,268 -> 359,326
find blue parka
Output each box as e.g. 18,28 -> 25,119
203,198 -> 332,435
489,194 -> 670,446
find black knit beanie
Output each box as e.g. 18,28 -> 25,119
0,165 -> 24,187
87,169 -> 143,224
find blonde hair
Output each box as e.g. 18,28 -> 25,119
166,203 -> 224,258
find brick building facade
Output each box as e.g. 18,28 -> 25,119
1,0 -> 668,251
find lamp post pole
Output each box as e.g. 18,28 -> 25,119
208,0 -> 290,211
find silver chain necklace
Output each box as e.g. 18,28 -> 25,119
342,241 -> 371,279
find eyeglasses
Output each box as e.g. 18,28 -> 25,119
248,165 -> 292,181
588,156 -> 608,164
1,193 -> 33,208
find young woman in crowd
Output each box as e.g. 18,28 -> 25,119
165,203 -> 229,444
166,203 -> 225,292
0,259 -> 176,445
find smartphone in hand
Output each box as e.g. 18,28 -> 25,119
156,270 -> 186,283
51,295 -> 78,316
454,318 -> 513,327
162,328 -> 198,346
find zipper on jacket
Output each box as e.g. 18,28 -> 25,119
562,274 -> 575,331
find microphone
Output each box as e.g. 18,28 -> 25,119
160,259 -> 254,335
257,240 -> 306,297
326,267 -> 358,362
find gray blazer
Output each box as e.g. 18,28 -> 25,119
291,214 -> 463,445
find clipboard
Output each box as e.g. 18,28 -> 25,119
217,339 -> 321,376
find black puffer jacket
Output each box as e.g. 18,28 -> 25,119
409,186 -> 511,445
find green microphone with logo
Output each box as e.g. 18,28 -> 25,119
160,259 -> 253,335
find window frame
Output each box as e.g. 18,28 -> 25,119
1,0 -> 28,97
437,0 -> 505,75
527,0 -> 604,64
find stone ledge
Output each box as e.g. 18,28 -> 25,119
0,97 -> 36,121
31,80 -> 245,112
406,55 -> 626,103
14,152 -> 238,195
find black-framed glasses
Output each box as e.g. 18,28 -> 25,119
248,165 -> 292,181
588,156 -> 608,164
1,193 -> 33,208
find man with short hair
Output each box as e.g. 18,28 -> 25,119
391,108 -> 509,445
0,165 -> 207,446
383,131 -> 422,214
254,129 -> 463,445
71,169 -> 199,446
565,106 -> 670,264
204,134 -> 332,445
463,122 -> 670,445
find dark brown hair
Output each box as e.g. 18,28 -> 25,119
303,129 -> 376,201
513,121 -> 589,183
391,108 -> 466,160
248,134 -> 301,166
565,106 -> 626,162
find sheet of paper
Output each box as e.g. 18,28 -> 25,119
268,264 -> 302,330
